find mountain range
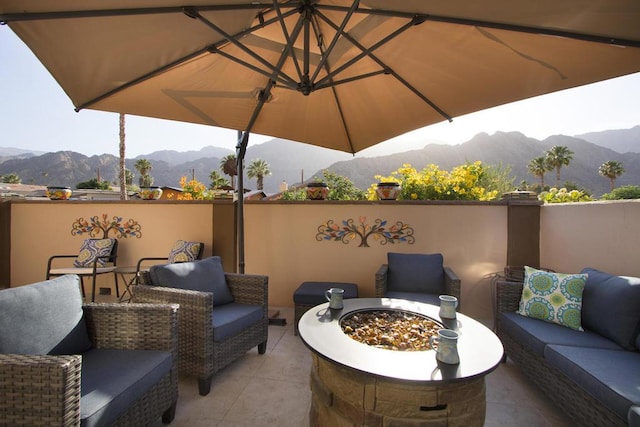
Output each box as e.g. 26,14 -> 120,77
1,125 -> 638,197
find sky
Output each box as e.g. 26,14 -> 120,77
1,26 -> 639,158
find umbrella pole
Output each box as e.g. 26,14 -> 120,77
236,130 -> 248,274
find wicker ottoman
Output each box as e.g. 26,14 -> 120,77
293,281 -> 358,335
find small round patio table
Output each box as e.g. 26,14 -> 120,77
298,298 -> 504,426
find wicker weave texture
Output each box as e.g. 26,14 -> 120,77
0,354 -> 82,426
0,303 -> 178,427
495,281 -> 626,427
136,270 -> 268,392
375,264 -> 462,308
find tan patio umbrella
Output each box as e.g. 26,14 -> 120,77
2,0 -> 640,270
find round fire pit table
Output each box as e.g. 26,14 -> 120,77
298,298 -> 504,426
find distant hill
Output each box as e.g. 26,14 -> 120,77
576,125 -> 640,154
1,127 -> 638,196
324,132 -> 640,196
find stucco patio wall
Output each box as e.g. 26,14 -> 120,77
539,200 -> 640,277
5,199 -> 637,322
243,201 -> 508,320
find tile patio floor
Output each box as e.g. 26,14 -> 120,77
151,306 -> 572,427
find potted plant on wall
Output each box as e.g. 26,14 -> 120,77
306,181 -> 329,200
375,182 -> 401,200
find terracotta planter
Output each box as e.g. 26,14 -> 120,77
375,182 -> 401,200
306,182 -> 329,200
139,186 -> 163,200
46,186 -> 72,200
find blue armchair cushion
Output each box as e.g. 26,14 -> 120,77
580,268 -> 640,350
167,240 -> 202,263
74,238 -> 116,267
387,252 -> 445,294
80,348 -> 173,427
150,256 -> 234,306
545,345 -> 640,421
212,303 -> 263,342
0,275 -> 92,355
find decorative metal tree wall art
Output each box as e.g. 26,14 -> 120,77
71,213 -> 142,238
316,217 -> 414,247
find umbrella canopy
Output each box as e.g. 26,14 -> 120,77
2,1 -> 640,155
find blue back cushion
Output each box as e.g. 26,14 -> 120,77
150,256 -> 234,306
387,252 -> 445,294
0,275 -> 92,355
581,268 -> 640,350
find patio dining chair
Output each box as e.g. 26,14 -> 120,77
375,252 -> 462,310
46,238 -> 118,302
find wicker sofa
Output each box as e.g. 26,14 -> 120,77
0,274 -> 179,426
495,268 -> 640,426
135,256 -> 268,396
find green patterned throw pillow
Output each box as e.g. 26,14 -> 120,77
168,240 -> 202,263
517,266 -> 587,331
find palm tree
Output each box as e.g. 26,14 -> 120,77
220,154 -> 237,189
545,145 -> 574,187
247,159 -> 271,191
208,170 -> 229,189
527,156 -> 551,188
599,160 -> 625,192
118,113 -> 128,200
134,159 -> 153,187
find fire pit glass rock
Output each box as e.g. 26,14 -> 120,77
341,309 -> 441,351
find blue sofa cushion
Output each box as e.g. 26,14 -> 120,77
385,291 -> 441,306
150,256 -> 234,306
581,268 -> 640,350
80,348 -> 172,427
212,303 -> 263,342
630,406 -> 640,427
0,275 -> 92,355
545,345 -> 640,421
387,253 -> 445,294
499,312 -> 622,357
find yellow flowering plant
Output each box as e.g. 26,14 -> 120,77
168,176 -> 213,200
367,161 -> 499,201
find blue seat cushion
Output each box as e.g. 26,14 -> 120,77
150,256 -> 234,306
0,275 -> 92,355
213,303 -> 263,342
387,253 -> 445,294
80,348 -> 173,427
293,282 -> 358,305
545,345 -> 640,421
385,291 -> 441,306
499,312 -> 622,357
630,406 -> 640,427
581,268 -> 640,350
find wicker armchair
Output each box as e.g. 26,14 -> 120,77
136,263 -> 268,396
375,252 -> 461,309
0,302 -> 179,426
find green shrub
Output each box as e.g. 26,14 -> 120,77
600,185 -> 640,200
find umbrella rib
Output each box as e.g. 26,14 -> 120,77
75,48 -> 210,111
185,7 -> 301,88
313,12 -> 417,89
313,4 -> 640,48
309,0 -> 360,84
271,0 -> 304,84
314,11 -> 453,122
